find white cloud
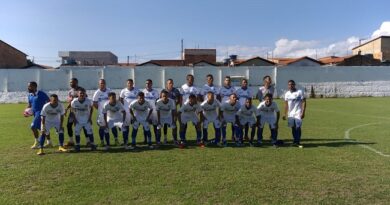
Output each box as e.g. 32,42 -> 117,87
372,21 -> 390,38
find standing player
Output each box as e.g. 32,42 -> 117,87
64,78 -> 90,147
92,79 -> 112,147
219,76 -> 237,141
161,79 -> 181,144
177,94 -> 202,147
200,92 -> 222,146
143,79 -> 160,145
201,74 -> 220,101
71,87 -> 96,152
220,93 -> 240,146
27,81 -> 50,149
256,75 -> 275,101
219,76 -> 236,103
120,79 -> 139,145
129,92 -> 154,149
235,98 -> 257,146
256,93 -> 280,147
283,80 -> 306,147
180,74 -> 201,104
103,92 -> 128,150
156,90 -> 177,145
37,94 -> 66,155
236,79 -> 253,141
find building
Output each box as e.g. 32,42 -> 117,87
352,36 -> 390,62
0,40 -> 28,68
59,51 -> 118,66
234,56 -> 276,66
319,55 -> 381,66
272,56 -> 323,66
184,49 -> 216,65
137,60 -> 185,66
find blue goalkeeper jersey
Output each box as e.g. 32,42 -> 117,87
28,90 -> 49,113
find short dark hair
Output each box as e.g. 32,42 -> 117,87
207,91 -> 214,95
29,81 -> 37,87
77,87 -> 86,92
108,92 -> 116,98
225,76 -> 231,79
206,74 -> 213,79
50,94 -> 58,99
127,79 -> 134,83
242,78 -> 248,83
186,74 -> 194,80
161,90 -> 169,95
264,93 -> 273,99
263,75 -> 271,81
288,80 -> 296,85
167,78 -> 173,83
99,79 -> 106,83
138,92 -> 145,97
189,94 -> 196,99
70,78 -> 78,83
146,79 -> 152,83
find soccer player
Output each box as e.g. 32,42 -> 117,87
37,94 -> 66,155
200,92 -> 222,146
236,78 -> 253,141
70,87 -> 97,151
235,98 -> 257,146
257,75 -> 275,101
92,79 -> 112,147
64,78 -> 89,147
161,79 -> 181,144
143,79 -> 160,144
283,80 -> 306,147
120,79 -> 139,144
27,81 -> 50,149
220,93 -> 241,146
219,76 -> 236,103
129,92 -> 154,149
219,76 -> 237,141
256,93 -> 280,147
156,90 -> 177,145
201,74 -> 220,101
177,94 -> 202,147
102,92 -> 128,150
180,74 -> 201,104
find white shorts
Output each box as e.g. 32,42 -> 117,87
75,122 -> 93,135
107,119 -> 126,131
42,121 -> 63,135
123,111 -> 132,126
239,117 -> 256,127
97,114 -> 106,127
203,118 -> 221,129
260,117 -> 277,129
160,117 -> 176,129
181,115 -> 199,125
288,117 -> 302,128
133,119 -> 150,131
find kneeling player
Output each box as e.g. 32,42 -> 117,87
256,93 -> 280,147
129,92 -> 154,149
71,88 -> 97,151
200,92 -> 222,146
235,98 -> 257,146
156,90 -> 177,145
220,93 -> 240,146
177,94 -> 202,147
37,94 -> 66,155
103,92 -> 128,150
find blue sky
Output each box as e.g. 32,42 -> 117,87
1,0 -> 390,66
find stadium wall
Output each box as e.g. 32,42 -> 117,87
1,66 -> 390,103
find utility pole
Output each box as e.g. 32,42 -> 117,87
127,56 -> 129,65
181,39 -> 184,60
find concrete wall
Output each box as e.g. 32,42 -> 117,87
1,66 -> 390,103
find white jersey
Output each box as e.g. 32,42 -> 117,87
178,101 -> 201,119
103,101 -> 125,121
257,86 -> 275,101
236,87 -> 253,106
180,84 -> 200,103
220,101 -> 241,121
236,105 -> 257,120
201,84 -> 220,100
200,100 -> 220,121
71,98 -> 93,124
41,102 -> 65,122
129,100 -> 152,121
143,88 -> 159,109
257,101 -> 279,118
120,87 -> 139,108
92,88 -> 111,114
156,98 -> 176,118
284,90 -> 305,119
219,86 -> 236,103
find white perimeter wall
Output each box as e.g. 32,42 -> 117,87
1,66 -> 390,103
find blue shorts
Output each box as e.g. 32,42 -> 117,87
31,111 -> 41,129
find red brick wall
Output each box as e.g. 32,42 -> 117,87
0,41 -> 27,68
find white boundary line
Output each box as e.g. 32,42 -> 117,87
344,123 -> 390,157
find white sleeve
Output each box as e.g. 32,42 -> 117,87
92,91 -> 99,102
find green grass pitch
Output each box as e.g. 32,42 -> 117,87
0,98 -> 389,204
